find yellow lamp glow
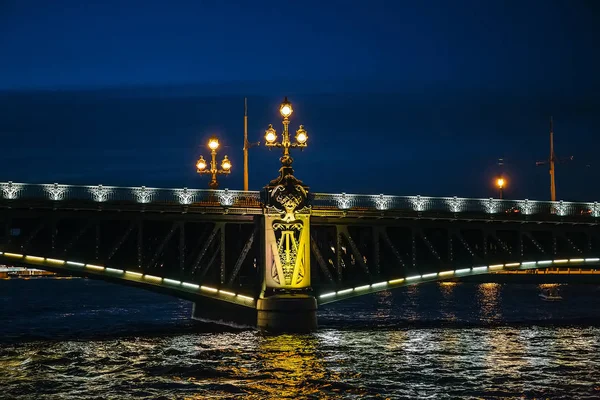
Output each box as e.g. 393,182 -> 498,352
265,125 -> 277,143
196,156 -> 207,171
296,125 -> 307,144
279,97 -> 293,118
208,137 -> 219,150
221,156 -> 231,171
496,178 -> 505,188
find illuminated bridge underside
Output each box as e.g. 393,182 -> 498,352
0,252 -> 255,308
316,257 -> 600,304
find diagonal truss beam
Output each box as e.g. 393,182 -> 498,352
190,224 -> 221,275
228,225 -> 258,285
380,229 -> 406,269
310,234 -> 335,283
107,221 -> 136,260
147,222 -> 179,269
63,220 -> 93,254
339,226 -> 370,276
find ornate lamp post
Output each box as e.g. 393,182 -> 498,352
264,97 -> 308,174
196,137 -> 232,189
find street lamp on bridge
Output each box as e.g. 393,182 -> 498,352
196,136 -> 231,189
496,177 -> 506,199
264,97 -> 308,168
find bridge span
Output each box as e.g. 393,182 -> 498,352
2,179 -> 600,331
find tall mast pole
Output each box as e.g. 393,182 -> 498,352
550,116 -> 556,201
243,98 -> 249,191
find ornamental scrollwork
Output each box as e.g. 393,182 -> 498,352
176,187 -> 193,205
1,181 -> 20,200
410,195 -> 426,212
90,184 -> 110,202
218,188 -> 235,207
519,199 -> 534,215
44,183 -> 67,201
374,194 -> 389,210
134,186 -> 152,204
337,193 -> 351,210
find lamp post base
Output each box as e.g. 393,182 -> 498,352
256,294 -> 317,333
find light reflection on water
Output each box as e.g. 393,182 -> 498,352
2,279 -> 600,398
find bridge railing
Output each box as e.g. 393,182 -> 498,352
310,192 -> 599,218
2,181 -> 599,218
0,182 -> 262,208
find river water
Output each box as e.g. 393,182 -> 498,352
1,279 -> 600,399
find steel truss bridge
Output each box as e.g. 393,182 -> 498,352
2,181 -> 600,322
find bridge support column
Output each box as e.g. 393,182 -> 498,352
258,161 -> 316,332
257,294 -> 317,332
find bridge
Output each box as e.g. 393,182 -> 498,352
2,99 -> 600,331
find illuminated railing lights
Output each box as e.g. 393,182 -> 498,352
569,258 -> 584,263
125,270 -> 143,277
472,266 -> 488,272
554,259 -> 569,264
337,288 -> 353,295
489,264 -> 504,270
505,263 -> 520,267
66,261 -> 85,267
388,278 -> 405,284
521,261 -> 537,266
439,270 -> 454,276
371,281 -> 388,288
5,253 -> 23,258
25,256 -> 44,262
320,292 -> 336,299
182,282 -> 200,290
46,258 -> 65,264
355,285 -> 370,291
454,268 -> 471,274
105,268 -> 123,274
421,273 -> 438,279
585,258 -> 600,262
201,285 -> 218,293
406,275 -> 421,281
219,290 -> 236,296
538,260 -> 553,265
237,294 -> 254,301
163,278 -> 181,285
86,264 -> 105,271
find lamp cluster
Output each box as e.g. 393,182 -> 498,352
264,97 -> 308,166
196,137 -> 231,189
195,97 -> 308,188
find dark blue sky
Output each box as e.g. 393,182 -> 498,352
1,0 -> 599,200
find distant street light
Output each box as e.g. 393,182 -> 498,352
264,97 -> 308,168
196,136 -> 231,189
496,177 -> 505,199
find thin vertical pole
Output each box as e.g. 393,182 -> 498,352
549,116 -> 556,201
243,98 -> 249,191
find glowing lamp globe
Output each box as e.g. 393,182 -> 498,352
296,125 -> 308,144
196,156 -> 207,171
279,97 -> 293,118
208,137 -> 219,150
221,156 -> 231,171
265,125 -> 277,143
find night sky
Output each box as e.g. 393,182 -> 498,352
1,1 -> 599,200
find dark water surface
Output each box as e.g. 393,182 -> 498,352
2,279 -> 600,399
